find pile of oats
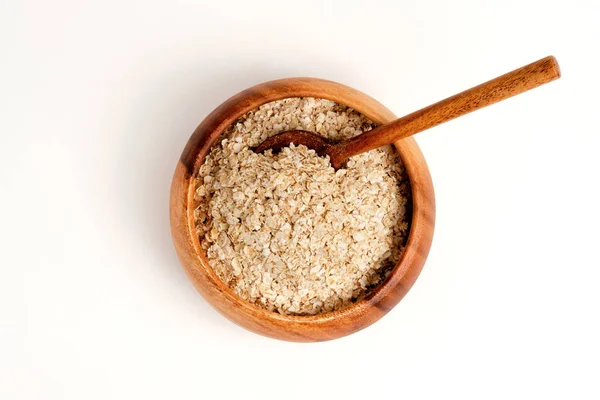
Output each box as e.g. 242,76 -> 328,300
194,98 -> 411,315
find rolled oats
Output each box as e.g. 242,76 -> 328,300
194,98 -> 411,315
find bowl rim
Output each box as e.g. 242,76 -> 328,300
170,77 -> 435,341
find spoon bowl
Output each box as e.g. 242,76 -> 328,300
253,130 -> 341,165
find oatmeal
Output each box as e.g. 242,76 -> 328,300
194,98 -> 411,315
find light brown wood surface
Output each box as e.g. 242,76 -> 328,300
170,78 -> 435,341
255,56 -> 561,169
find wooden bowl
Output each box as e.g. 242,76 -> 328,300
170,78 -> 435,342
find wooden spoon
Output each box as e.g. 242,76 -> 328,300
254,56 -> 561,169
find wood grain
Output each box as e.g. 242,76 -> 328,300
170,78 -> 435,342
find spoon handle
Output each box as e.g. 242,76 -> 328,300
337,56 -> 561,160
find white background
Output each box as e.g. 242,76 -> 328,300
1,0 -> 599,399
